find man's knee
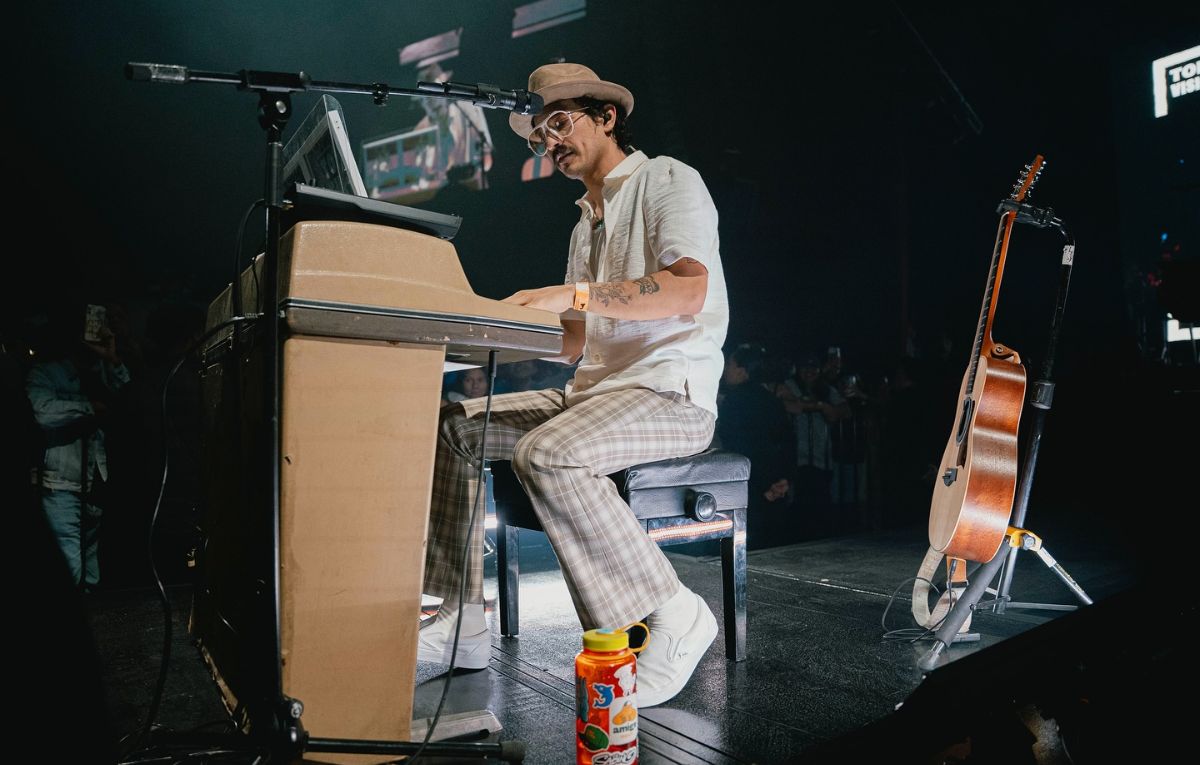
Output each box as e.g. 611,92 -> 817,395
511,429 -> 566,479
438,404 -> 479,458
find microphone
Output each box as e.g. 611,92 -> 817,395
418,80 -> 543,115
125,62 -> 190,84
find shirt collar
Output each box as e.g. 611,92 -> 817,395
575,150 -> 649,218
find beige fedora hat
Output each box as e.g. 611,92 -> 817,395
509,63 -> 634,138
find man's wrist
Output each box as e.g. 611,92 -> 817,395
572,282 -> 590,312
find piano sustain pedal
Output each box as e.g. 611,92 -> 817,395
410,709 -> 503,741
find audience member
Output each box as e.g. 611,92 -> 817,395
26,305 -> 131,590
446,367 -> 490,403
717,343 -> 796,548
777,351 -> 848,537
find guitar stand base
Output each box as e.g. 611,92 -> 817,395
991,526 -> 1094,614
979,596 -> 1079,614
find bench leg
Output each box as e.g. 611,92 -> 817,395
496,524 -> 520,636
721,508 -> 747,661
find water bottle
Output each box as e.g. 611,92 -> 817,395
574,626 -> 642,764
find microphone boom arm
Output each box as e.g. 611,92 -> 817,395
125,61 -> 542,114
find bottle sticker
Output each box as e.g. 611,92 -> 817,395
592,683 -> 615,708
609,696 -> 638,745
576,676 -> 589,722
614,663 -> 636,696
580,723 -> 609,752
592,749 -> 639,765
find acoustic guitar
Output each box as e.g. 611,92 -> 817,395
927,156 -> 1044,563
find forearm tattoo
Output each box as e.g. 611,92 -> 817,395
633,275 -> 660,295
592,282 -> 632,306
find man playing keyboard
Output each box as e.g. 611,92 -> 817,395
419,63 -> 729,708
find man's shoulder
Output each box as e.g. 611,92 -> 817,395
640,154 -> 700,177
633,155 -> 708,198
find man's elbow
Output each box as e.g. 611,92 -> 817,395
673,275 -> 708,316
681,286 -> 707,316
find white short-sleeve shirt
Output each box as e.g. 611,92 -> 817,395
563,151 -> 728,416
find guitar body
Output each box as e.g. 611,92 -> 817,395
928,353 -> 1026,562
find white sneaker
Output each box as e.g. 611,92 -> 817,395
636,587 -> 718,707
416,606 -> 491,670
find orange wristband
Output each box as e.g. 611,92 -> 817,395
572,282 -> 590,312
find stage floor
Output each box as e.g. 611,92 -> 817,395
85,514 -> 1154,764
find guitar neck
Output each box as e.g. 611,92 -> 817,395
966,214 -> 1014,392
961,154 -> 1042,399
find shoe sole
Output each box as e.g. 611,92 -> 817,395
638,596 -> 719,708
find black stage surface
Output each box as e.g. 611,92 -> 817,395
68,511 -> 1192,764
22,322 -> 1194,764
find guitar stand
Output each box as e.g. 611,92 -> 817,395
919,195 -> 1090,672
977,526 -> 1092,613
918,527 -> 1091,671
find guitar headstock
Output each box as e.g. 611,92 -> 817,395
1010,155 -> 1045,202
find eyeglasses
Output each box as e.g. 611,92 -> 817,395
527,109 -> 587,156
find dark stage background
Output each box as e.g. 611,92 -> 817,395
9,1 -> 1195,344
7,2 -> 1197,579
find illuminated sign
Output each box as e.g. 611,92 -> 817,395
1152,45 -> 1200,118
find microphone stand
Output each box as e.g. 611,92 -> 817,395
125,62 -> 537,764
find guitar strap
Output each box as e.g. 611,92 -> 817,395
911,547 -> 973,632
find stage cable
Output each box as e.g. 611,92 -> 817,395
881,575 -> 950,643
230,200 -> 265,317
120,313 -> 263,762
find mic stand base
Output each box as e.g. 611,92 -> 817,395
307,735 -> 526,762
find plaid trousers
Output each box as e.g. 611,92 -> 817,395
422,386 -> 716,629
